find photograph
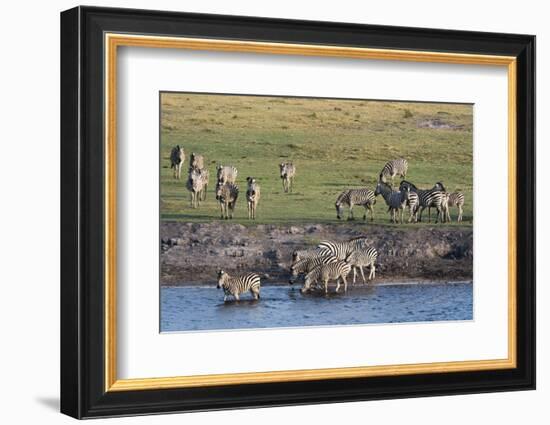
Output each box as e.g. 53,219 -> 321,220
159,92 -> 474,332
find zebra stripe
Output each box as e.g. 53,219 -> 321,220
335,188 -> 376,221
374,181 -> 409,223
189,152 -> 205,171
289,255 -> 338,284
303,260 -> 352,294
246,177 -> 261,220
217,270 -> 261,301
379,158 -> 408,184
292,248 -> 324,264
346,247 -> 378,283
217,165 -> 238,184
186,168 -> 208,208
317,237 -> 369,260
215,181 -> 239,219
170,145 -> 185,179
442,191 -> 465,222
400,180 -> 446,223
279,162 -> 296,193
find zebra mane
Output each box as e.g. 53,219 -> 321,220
400,180 -> 418,190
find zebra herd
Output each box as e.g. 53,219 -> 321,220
170,145 -> 298,220
336,158 -> 465,224
217,237 -> 378,301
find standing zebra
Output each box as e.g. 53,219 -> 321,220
406,190 -> 420,223
246,177 -> 261,220
279,162 -> 296,193
399,180 -> 446,223
291,248 -> 324,264
303,261 -> 352,294
217,270 -> 261,301
346,247 -> 378,284
170,145 -> 185,179
442,191 -> 465,222
215,181 -> 239,219
216,165 -> 238,185
186,169 -> 208,208
317,237 -> 369,260
335,188 -> 376,221
189,152 -> 205,171
374,181 -> 409,224
289,255 -> 338,285
379,158 -> 408,186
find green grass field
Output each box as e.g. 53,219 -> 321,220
160,92 -> 473,226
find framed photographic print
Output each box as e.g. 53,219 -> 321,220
60,6 -> 535,419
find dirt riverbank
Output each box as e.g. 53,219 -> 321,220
160,222 -> 472,286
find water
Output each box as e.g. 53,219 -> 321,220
160,282 -> 473,332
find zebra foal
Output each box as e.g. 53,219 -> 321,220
289,255 -> 338,285
279,162 -> 296,193
335,188 -> 376,221
303,261 -> 352,294
170,145 -> 185,179
186,168 -> 208,208
246,177 -> 261,220
217,270 -> 261,301
442,191 -> 465,222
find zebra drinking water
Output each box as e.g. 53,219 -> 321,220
335,188 -> 376,221
216,165 -> 238,185
345,247 -> 378,284
302,261 -> 352,294
374,181 -> 409,224
246,177 -> 261,220
215,181 -> 239,219
289,255 -> 338,285
170,145 -> 185,179
379,158 -> 408,186
216,270 -> 261,301
399,180 -> 446,223
279,162 -> 296,193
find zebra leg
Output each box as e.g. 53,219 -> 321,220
369,205 -> 375,222
335,278 -> 340,293
247,202 -> 251,219
359,266 -> 366,284
348,204 -> 355,220
342,275 -> 348,292
352,267 -> 357,284
458,206 -> 463,222
324,279 -> 329,294
251,287 -> 260,300
219,202 -> 224,219
234,293 -> 240,301
223,295 -> 227,302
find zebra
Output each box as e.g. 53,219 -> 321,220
346,247 -> 378,284
246,177 -> 261,220
189,152 -> 205,171
289,255 -> 338,285
317,237 -> 369,261
302,261 -> 352,294
379,158 -> 408,186
217,270 -> 261,301
442,191 -> 465,222
279,162 -> 296,193
217,165 -> 238,185
291,248 -> 324,264
186,168 -> 207,208
335,188 -> 376,221
170,145 -> 185,179
399,180 -> 446,223
374,181 -> 409,224
215,181 -> 239,219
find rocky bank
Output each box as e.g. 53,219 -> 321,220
160,222 -> 473,286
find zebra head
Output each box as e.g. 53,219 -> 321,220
335,194 -> 346,219
216,270 -> 226,289
434,181 -> 446,192
399,180 -> 417,192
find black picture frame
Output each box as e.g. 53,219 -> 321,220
61,5 -> 535,419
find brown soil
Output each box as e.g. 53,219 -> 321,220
160,222 -> 472,286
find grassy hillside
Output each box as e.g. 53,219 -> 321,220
160,92 -> 473,226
